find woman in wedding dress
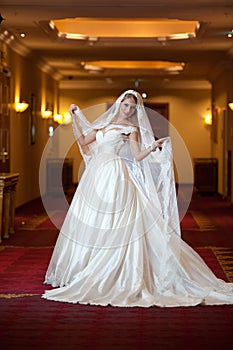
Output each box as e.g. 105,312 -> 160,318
42,90 -> 233,307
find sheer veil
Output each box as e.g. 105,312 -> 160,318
71,89 -> 181,239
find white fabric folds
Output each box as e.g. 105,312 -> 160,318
42,90 -> 233,307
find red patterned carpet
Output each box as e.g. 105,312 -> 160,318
0,192 -> 233,350
0,246 -> 231,297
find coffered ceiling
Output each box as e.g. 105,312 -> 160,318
0,0 -> 233,91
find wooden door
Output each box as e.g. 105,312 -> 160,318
0,70 -> 10,172
144,102 -> 169,139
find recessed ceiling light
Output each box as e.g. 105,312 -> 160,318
82,60 -> 185,71
20,33 -> 26,38
51,18 -> 199,40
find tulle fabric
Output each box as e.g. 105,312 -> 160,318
42,126 -> 233,307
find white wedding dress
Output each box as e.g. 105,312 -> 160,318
42,124 -> 233,307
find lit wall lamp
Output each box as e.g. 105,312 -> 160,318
62,112 -> 72,125
15,101 -> 29,113
41,102 -> 53,119
41,109 -> 53,119
228,102 -> 233,111
53,114 -> 63,124
53,113 -> 71,125
204,114 -> 212,125
203,107 -> 212,126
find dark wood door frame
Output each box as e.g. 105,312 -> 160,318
0,70 -> 10,173
144,102 -> 169,139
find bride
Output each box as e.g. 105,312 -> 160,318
42,90 -> 233,307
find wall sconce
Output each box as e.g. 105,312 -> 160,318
228,102 -> 233,111
53,113 -> 71,125
203,107 -> 212,126
53,114 -> 63,124
62,112 -> 72,125
15,101 -> 29,113
41,109 -> 53,119
204,114 -> 212,125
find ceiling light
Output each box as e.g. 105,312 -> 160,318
82,60 -> 185,70
227,29 -> 233,38
58,32 -> 87,40
165,64 -> 185,72
49,21 -> 56,30
168,33 -> 193,40
52,18 -> 199,39
83,64 -> 104,72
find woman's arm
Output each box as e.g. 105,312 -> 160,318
77,130 -> 97,146
70,104 -> 97,146
129,131 -> 163,161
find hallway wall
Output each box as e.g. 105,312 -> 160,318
1,40 -> 232,207
1,43 -> 59,207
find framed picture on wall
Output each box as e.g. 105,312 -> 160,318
30,93 -> 36,145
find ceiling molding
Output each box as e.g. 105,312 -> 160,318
59,78 -> 211,90
0,1 -> 232,90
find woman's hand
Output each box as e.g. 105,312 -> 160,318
69,104 -> 77,115
151,138 -> 165,152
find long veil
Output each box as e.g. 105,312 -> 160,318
71,89 -> 181,239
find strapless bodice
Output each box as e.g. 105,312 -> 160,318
96,125 -> 137,154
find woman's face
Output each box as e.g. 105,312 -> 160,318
119,97 -> 137,120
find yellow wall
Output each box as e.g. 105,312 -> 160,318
3,40 -> 232,205
3,44 -> 59,207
